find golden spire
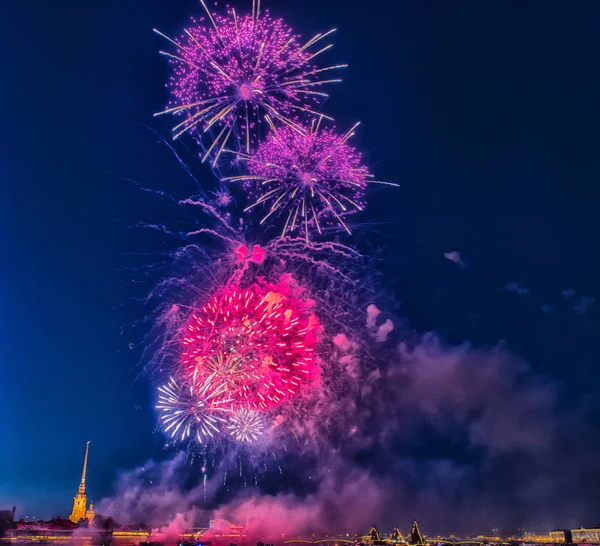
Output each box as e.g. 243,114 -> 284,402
69,441 -> 91,523
78,441 -> 90,494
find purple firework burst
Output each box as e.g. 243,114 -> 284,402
228,119 -> 395,240
154,0 -> 344,165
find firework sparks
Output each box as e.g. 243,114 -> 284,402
227,408 -> 265,443
229,119 -> 397,240
194,352 -> 246,399
182,283 -> 318,410
156,375 -> 229,442
144,1 -> 394,486
154,2 -> 344,163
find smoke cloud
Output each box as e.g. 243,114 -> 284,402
98,308 -> 598,537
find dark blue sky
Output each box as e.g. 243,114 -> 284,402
0,0 -> 599,525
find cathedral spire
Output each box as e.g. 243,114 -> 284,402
69,442 -> 92,523
78,441 -> 90,494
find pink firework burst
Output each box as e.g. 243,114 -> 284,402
182,282 -> 319,410
154,0 -> 344,164
228,119 -> 397,240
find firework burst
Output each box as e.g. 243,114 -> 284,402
143,0 -> 397,489
227,119 -> 397,240
196,352 -> 246,398
156,375 -> 230,442
182,282 -> 318,410
227,408 -> 265,443
154,0 -> 344,164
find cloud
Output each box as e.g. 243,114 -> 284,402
97,452 -> 388,536
365,305 -> 394,342
366,304 -> 381,329
152,513 -> 195,538
393,336 -> 555,454
503,282 -> 530,296
95,453 -> 208,525
213,468 -> 386,537
98,308 -> 598,535
573,297 -> 595,314
444,251 -> 465,267
375,319 -> 394,343
332,333 -> 358,353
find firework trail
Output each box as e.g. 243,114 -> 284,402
154,0 -> 344,164
130,128 -> 383,493
133,0 -> 395,496
141,213 -> 375,479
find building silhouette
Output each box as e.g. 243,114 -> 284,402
571,527 -> 600,543
0,507 -> 16,538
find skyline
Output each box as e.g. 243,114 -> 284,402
1,0 -> 599,534
7,490 -> 599,540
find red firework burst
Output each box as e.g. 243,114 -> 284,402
182,282 -> 318,410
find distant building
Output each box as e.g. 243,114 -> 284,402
68,441 -> 95,523
571,527 -> 600,543
549,529 -> 572,543
0,508 -> 16,523
0,507 -> 16,538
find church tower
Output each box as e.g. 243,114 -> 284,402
69,442 -> 92,523
85,503 -> 95,523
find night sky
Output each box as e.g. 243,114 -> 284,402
1,0 -> 599,531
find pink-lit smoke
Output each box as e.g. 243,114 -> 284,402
100,303 -> 597,535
